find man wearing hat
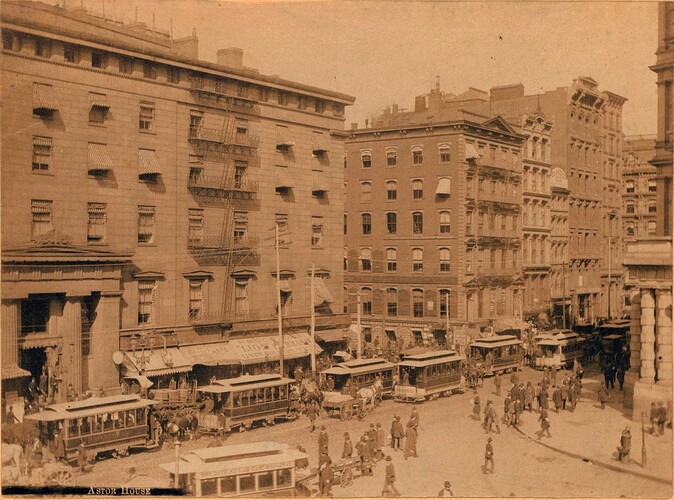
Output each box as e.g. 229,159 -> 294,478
483,437 -> 494,474
438,481 -> 454,497
403,420 -> 418,459
617,426 -> 631,463
342,432 -> 353,459
391,415 -> 404,451
318,425 -> 329,460
381,456 -> 401,497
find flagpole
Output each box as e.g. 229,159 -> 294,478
310,263 -> 316,373
275,223 -> 284,376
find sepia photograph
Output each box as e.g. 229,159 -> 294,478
0,0 -> 672,498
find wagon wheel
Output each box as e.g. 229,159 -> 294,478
340,466 -> 354,487
344,405 -> 353,420
49,469 -> 73,486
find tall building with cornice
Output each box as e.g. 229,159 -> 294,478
0,0 -> 355,400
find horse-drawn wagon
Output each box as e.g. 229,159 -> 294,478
322,394 -> 359,421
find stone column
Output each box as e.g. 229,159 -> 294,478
60,297 -> 83,400
628,291 -> 642,372
655,289 -> 672,385
90,291 -> 123,394
640,289 -> 656,383
1,300 -> 20,367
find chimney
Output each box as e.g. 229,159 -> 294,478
217,47 -> 243,69
173,28 -> 198,59
351,123 -> 358,130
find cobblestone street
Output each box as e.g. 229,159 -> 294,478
75,367 -> 672,497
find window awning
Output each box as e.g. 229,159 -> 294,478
312,277 -> 334,306
275,169 -> 294,189
89,94 -> 110,109
123,348 -> 192,377
88,143 -> 113,172
279,278 -> 292,293
436,178 -> 451,195
33,85 -> 59,113
138,150 -> 162,176
276,131 -> 295,147
311,171 -> 329,193
179,332 -> 322,366
1,364 -> 31,380
312,137 -> 330,154
315,328 -> 347,343
465,143 -> 480,160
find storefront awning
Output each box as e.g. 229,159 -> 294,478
123,348 -> 192,377
312,278 -> 334,306
2,364 -> 31,380
180,332 -> 322,366
88,143 -> 113,172
138,149 -> 162,176
123,375 -> 154,389
315,329 -> 347,343
435,178 -> 451,195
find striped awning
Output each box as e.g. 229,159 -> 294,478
88,143 -> 113,172
123,348 -> 192,377
138,149 -> 162,176
436,177 -> 451,195
33,84 -> 59,113
1,364 -> 31,380
465,143 -> 480,160
275,168 -> 294,189
89,93 -> 110,109
311,171 -> 329,193
312,277 -> 334,306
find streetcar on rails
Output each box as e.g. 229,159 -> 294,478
320,357 -> 396,398
158,441 -> 309,497
196,374 -> 297,433
467,335 -> 523,375
23,394 -> 155,463
395,350 -> 464,402
533,329 -> 585,369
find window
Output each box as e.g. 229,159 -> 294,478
311,216 -> 324,247
361,152 -> 372,169
626,181 -> 635,193
412,148 -> 423,164
275,214 -> 289,245
139,103 -> 154,131
32,137 -> 52,171
626,203 -> 635,214
361,181 -> 372,202
386,212 -> 397,234
89,93 -> 108,124
2,31 -> 22,51
315,99 -> 325,113
258,87 -> 270,102
386,248 -> 397,271
478,178 -> 485,193
87,203 -> 106,243
31,199 -> 53,239
361,288 -> 373,315
119,56 -> 133,74
626,225 -> 635,237
386,150 -> 397,166
63,44 -> 79,63
439,289 -> 450,318
343,213 -> 347,235
466,249 -> 473,273
412,289 -> 424,317
91,51 -> 107,68
361,213 -> 372,235
439,247 -> 450,272
647,220 -> 657,235
167,67 -> 180,84
439,146 -> 451,163
188,209 -> 204,244
412,179 -> 423,199
277,92 -> 288,106
648,180 -> 657,192
143,61 -> 157,79
412,212 -> 423,234
138,205 -> 155,244
360,248 -> 372,271
138,280 -> 156,324
234,279 -> 250,315
387,288 -> 398,316
234,161 -> 247,189
34,38 -> 51,58
386,181 -> 397,200
189,279 -> 205,320
233,211 -> 248,242
412,248 -> 423,272
648,201 -> 657,213
439,211 -> 451,233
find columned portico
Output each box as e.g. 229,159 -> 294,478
90,290 -> 124,394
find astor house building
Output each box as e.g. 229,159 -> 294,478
1,0 -> 355,401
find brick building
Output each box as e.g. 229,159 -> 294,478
1,0 -> 355,401
344,107 -> 525,351
622,136 -> 658,245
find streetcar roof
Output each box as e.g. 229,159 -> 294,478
470,335 -> 521,348
398,350 -> 464,367
597,320 -> 630,330
602,334 -> 624,340
198,374 -> 295,393
24,395 -> 154,421
321,358 -> 396,376
535,330 -> 583,345
158,441 -> 307,475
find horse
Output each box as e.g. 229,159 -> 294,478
2,442 -> 24,484
357,385 -> 380,412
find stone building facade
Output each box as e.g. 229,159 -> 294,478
622,136 -> 658,246
1,0 -> 354,400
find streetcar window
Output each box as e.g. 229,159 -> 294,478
126,411 -> 136,427
116,412 -> 125,429
220,476 -> 237,494
257,471 -> 274,491
79,417 -> 90,435
136,408 -> 144,424
272,386 -> 279,400
200,478 -> 218,497
279,385 -> 287,399
239,474 -> 255,493
68,419 -> 79,436
277,468 -> 292,487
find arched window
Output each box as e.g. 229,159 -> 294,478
360,248 -> 372,271
412,248 -> 423,272
386,180 -> 397,200
361,213 -> 372,235
412,289 -> 424,317
360,181 -> 372,202
647,221 -> 656,235
361,151 -> 372,169
386,148 -> 397,166
386,212 -> 397,234
412,212 -> 423,234
438,144 -> 451,163
439,289 -> 451,318
412,179 -> 423,199
439,247 -> 450,272
648,200 -> 657,213
386,248 -> 397,271
439,211 -> 451,233
411,146 -> 423,165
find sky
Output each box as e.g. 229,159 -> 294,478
77,0 -> 659,136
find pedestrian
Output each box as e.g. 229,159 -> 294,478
381,456 -> 401,497
616,366 -> 625,391
307,400 -> 319,432
410,407 -> 420,427
438,480 -> 454,497
552,386 -> 563,413
649,402 -> 658,435
503,395 -> 511,425
53,430 -> 66,463
27,377 -> 38,402
551,364 -> 557,387
403,421 -> 418,459
77,440 -> 88,473
568,381 -> 577,410
376,423 -> 385,459
30,436 -> 43,471
359,435 -> 373,476
598,382 -> 610,410
539,385 -> 549,411
510,370 -> 519,386
656,401 -> 667,435
494,372 -> 501,396
560,383 -> 568,411
341,432 -> 353,459
525,382 -> 534,411
318,425 -> 329,457
391,416 -> 404,451
472,392 -> 481,420
616,427 -> 631,463
514,398 -> 523,427
483,437 -> 494,474
319,455 -> 334,496
484,400 -> 499,434
507,398 -> 516,427
538,408 -> 551,438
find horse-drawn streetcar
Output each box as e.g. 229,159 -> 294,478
468,335 -> 523,375
395,350 -> 464,402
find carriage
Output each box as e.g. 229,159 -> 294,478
23,394 -> 155,463
533,330 -> 585,369
468,335 -> 523,375
320,358 -> 396,398
322,395 -> 360,421
196,374 -> 297,433
395,350 -> 464,402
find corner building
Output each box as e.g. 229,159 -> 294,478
1,0 -> 355,400
344,116 -> 525,349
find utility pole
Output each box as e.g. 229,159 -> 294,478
641,411 -> 647,467
445,292 -> 452,348
356,291 -> 362,359
562,262 -> 567,329
174,440 -> 181,489
310,263 -> 316,374
275,223 -> 284,376
607,237 -> 612,320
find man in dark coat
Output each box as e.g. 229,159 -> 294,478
390,416 -> 404,451
403,422 -> 418,459
552,387 -> 563,413
342,432 -> 353,459
318,425 -> 329,458
53,430 -> 66,463
77,440 -> 88,472
598,382 -> 610,409
319,455 -> 334,496
494,373 -> 502,396
307,400 -> 319,432
381,455 -> 401,497
483,438 -> 494,474
617,427 -> 631,463
538,408 -> 551,438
